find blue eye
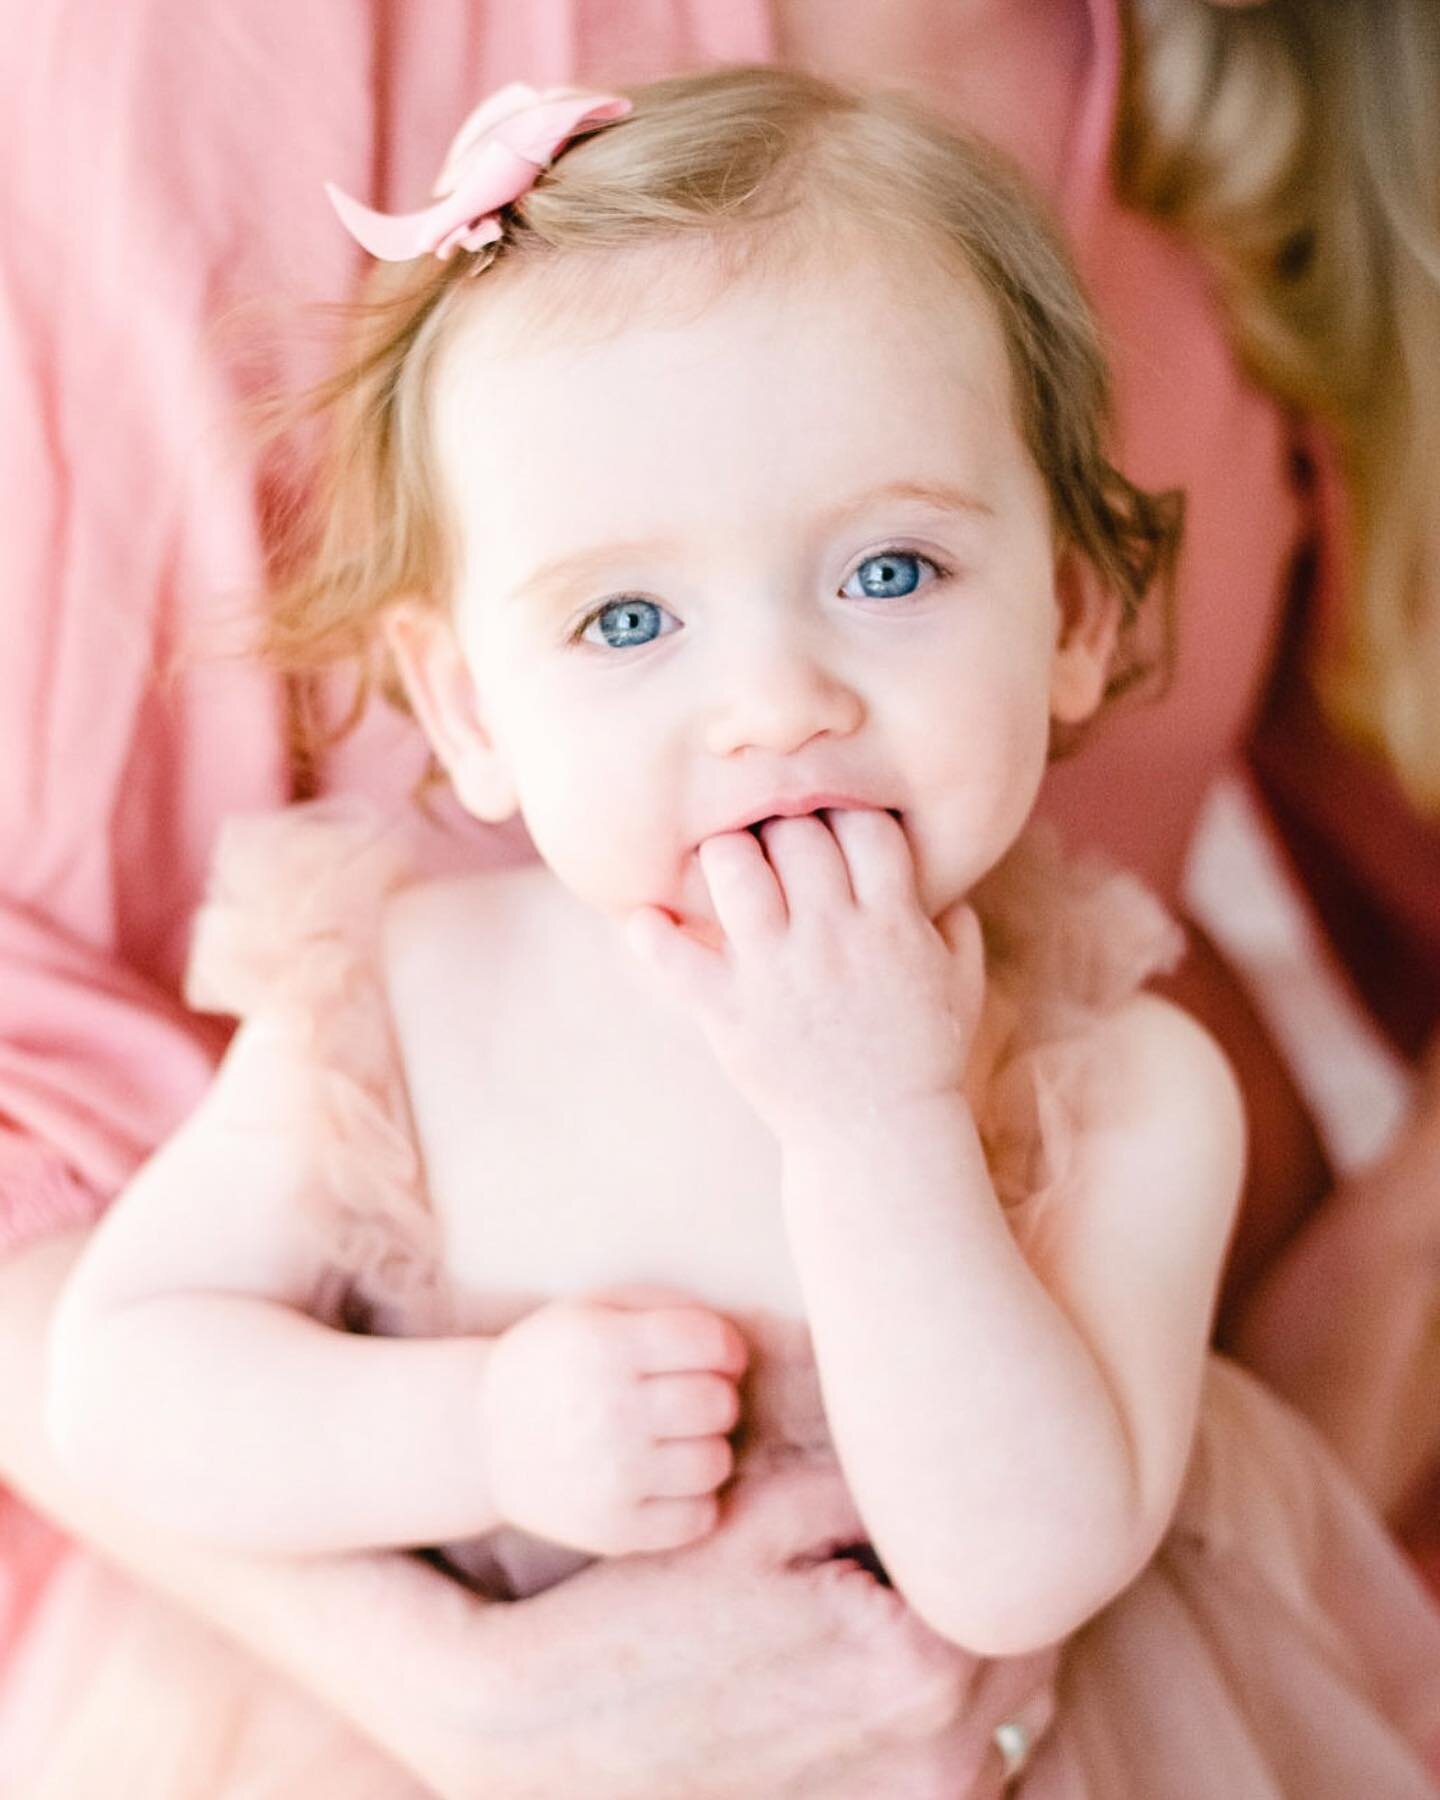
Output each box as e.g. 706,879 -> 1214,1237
577,596 -> 677,650
842,550 -> 939,601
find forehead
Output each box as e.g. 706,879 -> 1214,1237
429,244 -> 1031,578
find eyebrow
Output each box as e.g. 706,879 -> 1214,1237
505,479 -> 994,610
507,539 -> 678,611
828,480 -> 995,530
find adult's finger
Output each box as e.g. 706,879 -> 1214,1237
713,1463 -> 869,1569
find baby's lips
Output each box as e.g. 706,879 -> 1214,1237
699,803 -> 903,844
747,804 -> 906,842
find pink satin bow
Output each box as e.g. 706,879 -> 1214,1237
325,82 -> 632,263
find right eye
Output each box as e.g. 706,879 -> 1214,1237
573,596 -> 680,651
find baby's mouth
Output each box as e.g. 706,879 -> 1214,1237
741,810 -> 900,835
677,808 -> 913,938
743,805 -> 903,839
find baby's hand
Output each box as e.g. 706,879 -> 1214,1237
481,1289 -> 748,1556
627,809 -> 984,1139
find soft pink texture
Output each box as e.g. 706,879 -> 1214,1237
5,804 -> 1437,1794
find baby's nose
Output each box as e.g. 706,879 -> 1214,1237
702,636 -> 864,759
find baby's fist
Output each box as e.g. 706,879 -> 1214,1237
481,1291 -> 748,1556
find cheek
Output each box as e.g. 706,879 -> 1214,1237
924,657 -> 1052,789
501,663 -> 693,876
905,662 -> 1052,893
509,738 -> 672,911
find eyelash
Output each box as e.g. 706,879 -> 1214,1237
567,546 -> 952,647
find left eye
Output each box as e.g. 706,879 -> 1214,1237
841,550 -> 940,601
575,595 -> 679,650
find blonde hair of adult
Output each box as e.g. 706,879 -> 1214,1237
1123,0 -> 1440,809
263,65 -> 1179,760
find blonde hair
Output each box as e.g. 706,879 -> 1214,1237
265,65 -> 1180,754
1121,0 -> 1440,809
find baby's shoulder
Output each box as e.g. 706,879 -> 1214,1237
381,849 -> 583,950
1071,992 -> 1244,1153
381,856 -> 540,957
382,861 -> 557,976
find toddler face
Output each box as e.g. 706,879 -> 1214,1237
405,250 -> 1109,939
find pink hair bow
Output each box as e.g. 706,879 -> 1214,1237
325,82 -> 632,263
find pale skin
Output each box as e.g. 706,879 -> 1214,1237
47,239 -> 1245,1669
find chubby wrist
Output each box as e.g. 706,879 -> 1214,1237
777,1085 -> 980,1166
776,1088 -> 991,1249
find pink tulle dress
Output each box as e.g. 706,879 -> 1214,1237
3,803 -> 1440,1797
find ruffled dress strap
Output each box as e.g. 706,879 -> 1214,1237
969,823 -> 1187,1218
972,823 -> 1186,1023
184,800 -> 449,1330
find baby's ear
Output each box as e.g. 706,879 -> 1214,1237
384,600 -> 520,823
1048,549 -> 1121,725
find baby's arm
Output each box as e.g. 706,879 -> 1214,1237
11,1233 -> 997,1799
628,810 -> 1242,1656
780,991 -> 1243,1656
46,1014 -> 744,1558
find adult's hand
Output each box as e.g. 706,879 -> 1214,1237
1,1231 -> 1053,1797
403,1465 -> 1057,1799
